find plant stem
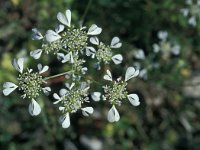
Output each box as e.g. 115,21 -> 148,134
44,71 -> 71,81
80,0 -> 93,24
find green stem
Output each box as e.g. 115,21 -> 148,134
80,0 -> 93,24
44,71 -> 71,81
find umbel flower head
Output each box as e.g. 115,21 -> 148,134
102,67 -> 140,122
87,36 -> 123,68
30,9 -> 102,62
53,82 -> 93,128
180,0 -> 200,26
3,58 -> 51,116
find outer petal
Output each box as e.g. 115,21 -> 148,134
86,47 -> 96,57
87,24 -> 102,35
60,113 -> 70,128
112,54 -> 123,64
91,92 -> 101,101
82,107 -> 94,116
37,64 -> 49,74
133,49 -> 145,60
57,12 -> 68,26
90,37 -> 99,45
45,30 -> 61,43
30,49 -> 42,59
65,9 -> 71,27
103,70 -> 112,81
125,67 -> 139,81
12,58 -> 24,73
55,24 -> 65,33
42,87 -> 51,95
107,105 -> 120,122
110,37 -> 122,48
28,99 -> 41,116
32,28 -> 43,40
127,94 -> 140,106
3,82 -> 18,96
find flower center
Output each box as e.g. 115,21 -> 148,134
96,42 -> 113,63
62,27 -> 88,52
42,40 -> 63,54
61,88 -> 88,113
18,69 -> 43,99
103,81 -> 128,106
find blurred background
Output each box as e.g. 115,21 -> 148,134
0,0 -> 200,149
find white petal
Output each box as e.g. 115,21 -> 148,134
59,107 -> 65,111
127,94 -> 140,106
125,67 -> 139,81
12,58 -> 24,73
59,88 -> 68,96
107,105 -> 120,122
60,113 -> 70,128
3,82 -> 18,96
87,24 -> 102,35
53,93 -> 61,100
91,92 -> 101,101
28,99 -> 41,116
90,37 -> 99,45
133,49 -> 145,60
153,44 -> 160,53
38,64 -> 49,74
112,54 -> 123,64
65,9 -> 71,27
188,17 -> 196,26
42,87 -> 51,95
32,28 -> 43,40
82,107 -> 94,116
45,30 -> 61,43
158,31 -> 168,41
57,9 -> 71,27
86,47 -> 96,57
55,24 -> 65,33
110,37 -> 122,48
30,49 -> 42,59
103,70 -> 112,81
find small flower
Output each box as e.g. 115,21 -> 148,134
87,24 -> 102,35
45,30 -> 61,43
89,36 -> 123,65
158,31 -> 168,41
133,49 -> 145,60
3,58 -> 50,116
53,82 -> 93,128
57,9 -> 71,27
103,67 -> 140,122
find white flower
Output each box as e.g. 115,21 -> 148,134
127,94 -> 140,106
53,93 -> 62,104
188,16 -> 196,26
158,31 -> 168,41
91,92 -> 101,101
133,49 -> 145,60
153,43 -> 160,53
12,58 -> 24,73
103,70 -> 112,81
107,105 -> 120,122
30,49 -> 43,59
60,113 -> 70,128
111,54 -> 123,64
180,8 -> 189,17
57,9 -> 71,27
45,30 -> 61,43
3,82 -> 18,96
87,24 -> 102,35
171,45 -> 180,55
32,28 -> 43,40
110,37 -> 122,48
81,107 -> 94,116
42,87 -> 51,95
125,67 -> 139,81
28,99 -> 41,116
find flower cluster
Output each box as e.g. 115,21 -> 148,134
3,58 -> 50,116
181,0 -> 200,26
2,9 -> 140,128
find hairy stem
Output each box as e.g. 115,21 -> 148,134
44,71 -> 71,81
